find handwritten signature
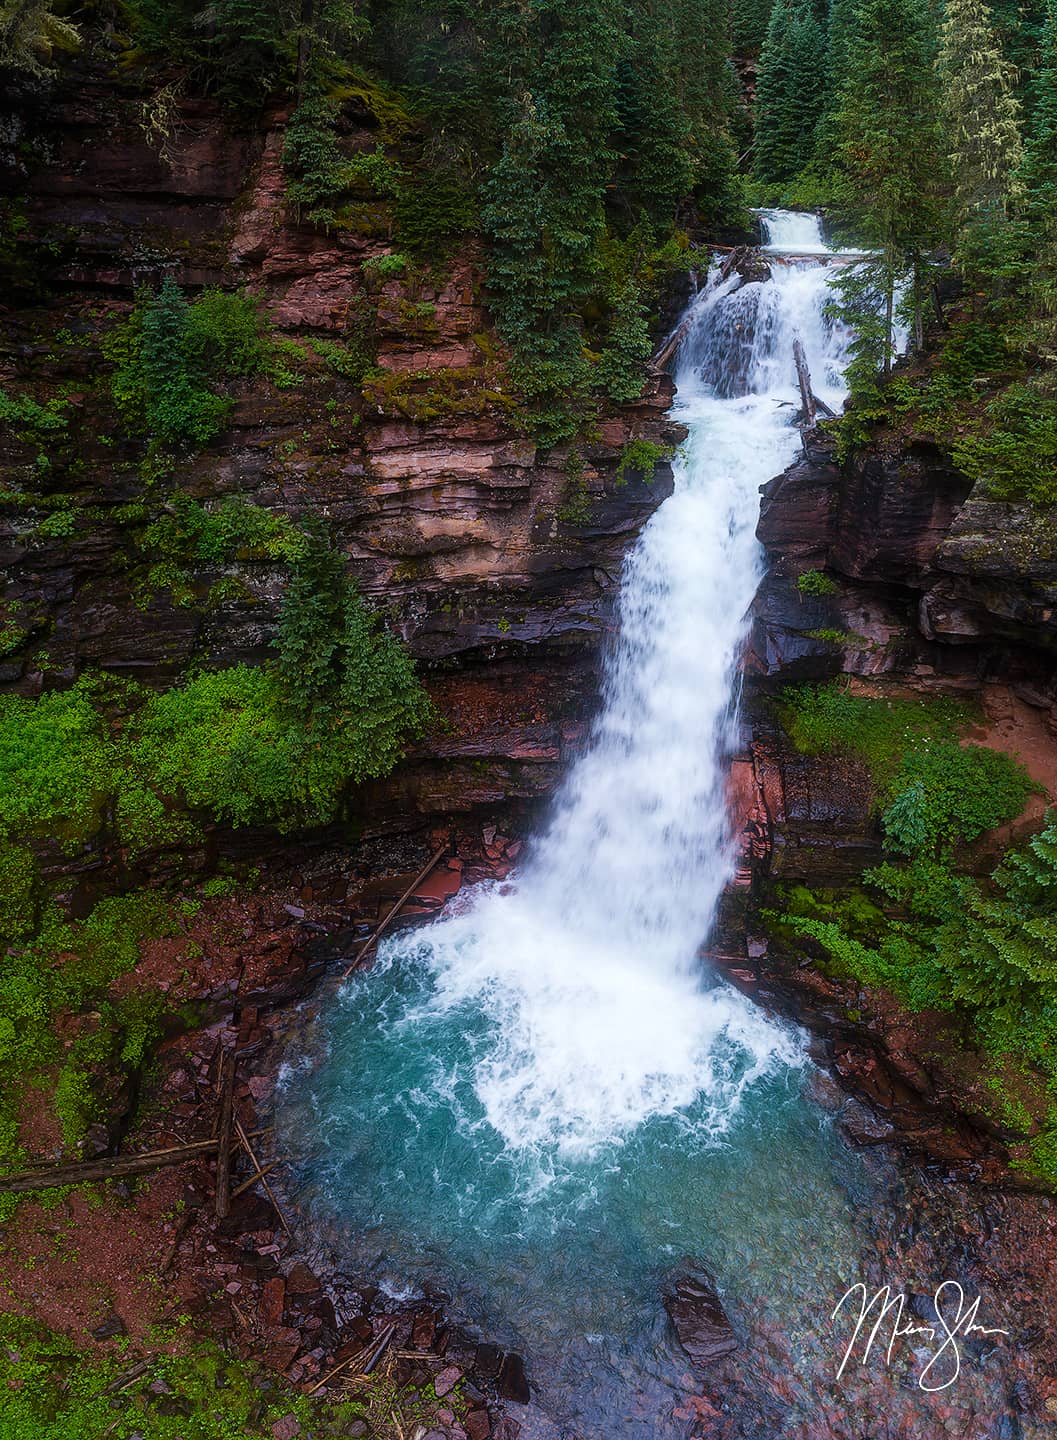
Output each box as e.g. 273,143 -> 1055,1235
832,1281 -> 1010,1392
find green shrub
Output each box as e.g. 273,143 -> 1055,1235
779,681 -> 972,789
951,382 -> 1057,505
106,279 -> 275,450
0,842 -> 37,942
615,438 -> 669,487
882,740 -> 1035,854
283,93 -> 402,229
394,171 -> 477,255
796,569 -> 838,596
362,251 -> 409,279
130,544 -> 434,831
0,685 -> 116,851
141,493 -> 307,566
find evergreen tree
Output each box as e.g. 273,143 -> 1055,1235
731,0 -> 775,55
809,0 -> 858,164
753,0 -> 828,185
830,0 -> 946,370
939,0 -> 1024,223
1020,0 -> 1057,365
0,0 -> 79,75
1022,0 -> 1057,215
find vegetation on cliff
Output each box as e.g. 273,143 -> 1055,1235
752,0 -> 1057,503
773,682 -> 1057,1180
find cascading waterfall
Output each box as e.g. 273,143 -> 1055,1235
279,213 -> 882,1436
367,211 -> 854,1164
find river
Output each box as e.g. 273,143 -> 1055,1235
277,213 -> 1033,1439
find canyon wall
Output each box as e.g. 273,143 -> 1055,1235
1,79 -> 683,853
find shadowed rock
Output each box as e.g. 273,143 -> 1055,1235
664,1264 -> 739,1367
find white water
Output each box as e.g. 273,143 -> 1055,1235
757,207 -> 835,255
374,213 -> 853,1167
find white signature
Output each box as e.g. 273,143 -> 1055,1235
832,1281 -> 1010,1392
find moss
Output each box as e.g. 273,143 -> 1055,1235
361,364 -> 515,421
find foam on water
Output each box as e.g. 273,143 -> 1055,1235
756,206 -> 836,254
341,214 -> 856,1168
278,216 -> 909,1437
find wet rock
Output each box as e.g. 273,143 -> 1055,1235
464,1410 -> 491,1440
91,1311 -> 126,1340
839,1097 -> 897,1145
498,1353 -> 530,1404
473,1343 -> 502,1380
664,1265 -> 739,1367
286,1262 -> 321,1294
412,1310 -> 437,1349
434,1365 -> 462,1398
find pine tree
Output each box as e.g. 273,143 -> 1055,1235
1020,0 -> 1057,364
809,0 -> 858,164
830,0 -> 946,370
938,0 -> 1024,223
1022,0 -> 1057,217
753,0 -> 828,185
732,0 -> 775,55
0,0 -> 79,75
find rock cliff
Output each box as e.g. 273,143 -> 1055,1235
723,419 -> 1057,1175
1,76 -> 683,844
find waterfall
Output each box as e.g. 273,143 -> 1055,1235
351,212 -> 853,1167
279,215 -> 880,1436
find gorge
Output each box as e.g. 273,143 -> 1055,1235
4,4 -> 1057,1437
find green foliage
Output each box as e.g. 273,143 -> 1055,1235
796,569 -> 838,596
283,92 -> 401,228
882,740 -> 1035,853
0,842 -> 36,942
939,0 -> 1024,226
106,280 -> 276,450
779,681 -> 972,789
275,524 -> 434,734
782,682 -> 1032,855
0,0 -> 79,76
950,382 -> 1057,503
732,0 -> 775,55
393,167 -> 477,255
753,0 -> 828,185
0,1311 -> 450,1439
141,493 -> 307,567
0,685 -> 115,851
594,282 -> 651,403
557,449 -> 591,525
128,535 -> 433,831
615,438 -> 670,486
0,388 -> 70,438
0,892 -> 178,1166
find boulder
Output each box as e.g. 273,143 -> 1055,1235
664,1265 -> 738,1367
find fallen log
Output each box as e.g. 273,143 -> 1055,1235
341,844 -> 449,980
234,1118 -> 291,1235
0,1139 -> 219,1194
793,336 -> 816,428
214,1048 -> 236,1219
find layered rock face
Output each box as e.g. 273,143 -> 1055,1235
719,421 -> 1057,1171
1,81 -> 682,837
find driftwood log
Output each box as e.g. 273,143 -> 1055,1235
0,1139 -> 219,1194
